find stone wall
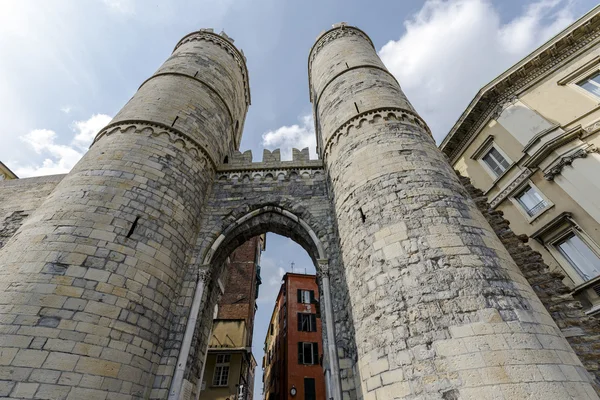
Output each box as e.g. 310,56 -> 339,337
0,175 -> 64,250
458,172 -> 600,392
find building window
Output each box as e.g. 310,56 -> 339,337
297,342 -> 318,365
515,185 -> 547,217
304,378 -> 317,400
297,289 -> 315,304
577,71 -> 600,98
212,354 -> 230,386
555,232 -> 600,282
482,147 -> 510,177
298,313 -> 317,332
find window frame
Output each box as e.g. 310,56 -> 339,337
550,230 -> 600,284
297,342 -> 319,365
532,213 -> 600,286
212,354 -> 231,387
557,56 -> 600,102
476,141 -> 513,180
576,70 -> 600,99
509,181 -> 553,222
297,313 -> 317,332
297,289 -> 315,304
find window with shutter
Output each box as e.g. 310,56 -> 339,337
297,342 -> 303,364
298,289 -> 312,304
298,342 -> 319,364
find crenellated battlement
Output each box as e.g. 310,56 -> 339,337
222,147 -> 321,169
216,147 -> 323,182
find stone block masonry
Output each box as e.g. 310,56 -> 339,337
309,24 -> 599,399
0,29 -> 249,400
458,172 -> 600,394
0,22 -> 598,400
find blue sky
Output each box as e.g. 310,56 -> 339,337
0,0 -> 597,396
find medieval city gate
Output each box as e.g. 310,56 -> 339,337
0,24 -> 597,400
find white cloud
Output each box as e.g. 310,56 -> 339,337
61,106 -> 72,114
261,114 -> 317,160
15,114 -> 112,178
72,114 -> 113,149
101,0 -> 135,14
379,0 -> 576,142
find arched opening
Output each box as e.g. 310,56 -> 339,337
188,207 -> 339,400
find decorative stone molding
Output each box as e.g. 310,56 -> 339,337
584,119 -> 600,134
442,16 -> 600,162
198,266 -> 212,283
93,121 -> 216,169
216,168 -> 324,183
323,108 -> 432,157
173,30 -> 251,106
216,147 -> 324,183
317,259 -> 330,278
544,145 -> 598,180
489,168 -> 534,208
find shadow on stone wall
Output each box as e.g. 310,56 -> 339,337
457,172 -> 600,393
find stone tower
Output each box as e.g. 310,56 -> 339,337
0,23 -> 597,400
0,29 -> 248,399
309,24 -> 598,399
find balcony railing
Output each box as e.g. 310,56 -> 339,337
526,200 -> 547,217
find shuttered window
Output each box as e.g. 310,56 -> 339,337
297,313 -> 317,332
297,342 -> 319,365
297,289 -> 315,304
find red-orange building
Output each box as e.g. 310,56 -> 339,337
263,273 -> 326,400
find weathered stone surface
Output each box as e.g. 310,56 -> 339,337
0,23 -> 598,400
309,25 -> 598,399
458,172 -> 600,393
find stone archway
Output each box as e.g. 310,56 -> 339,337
166,153 -> 349,400
200,206 -> 341,400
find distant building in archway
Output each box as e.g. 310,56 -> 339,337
199,235 -> 265,400
263,273 -> 325,400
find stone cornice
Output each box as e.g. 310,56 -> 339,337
93,120 -> 216,170
488,168 -> 534,209
523,125 -> 585,168
323,107 -> 431,158
544,144 -> 598,180
216,166 -> 324,183
440,6 -> 600,163
308,24 -> 374,101
174,30 -> 251,106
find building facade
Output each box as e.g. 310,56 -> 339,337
262,273 -> 325,400
440,5 -> 600,314
200,235 -> 264,400
0,20 -> 598,400
0,161 -> 17,181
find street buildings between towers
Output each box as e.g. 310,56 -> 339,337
1,8 -> 600,400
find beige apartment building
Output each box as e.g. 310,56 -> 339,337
441,5 -> 600,313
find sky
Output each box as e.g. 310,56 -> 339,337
0,0 -> 597,396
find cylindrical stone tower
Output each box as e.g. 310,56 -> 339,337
0,29 -> 248,399
310,24 -> 599,399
